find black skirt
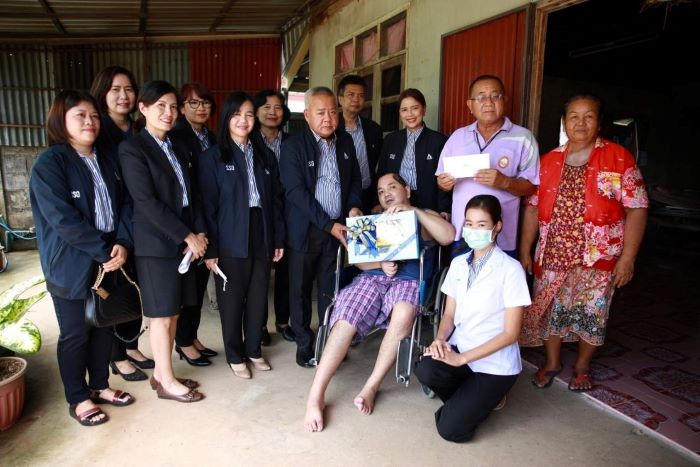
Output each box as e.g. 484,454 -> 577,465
135,255 -> 197,318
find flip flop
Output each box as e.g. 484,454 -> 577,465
568,370 -> 593,392
532,366 -> 563,388
69,404 -> 109,426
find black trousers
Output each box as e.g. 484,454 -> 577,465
287,225 -> 338,350
51,295 -> 112,405
415,356 -> 518,443
215,208 -> 270,364
271,254 -> 290,326
175,261 -> 210,347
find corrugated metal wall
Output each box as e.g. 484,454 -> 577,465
190,38 -> 282,128
1,38 -> 278,146
1,44 -> 54,146
440,10 -> 527,136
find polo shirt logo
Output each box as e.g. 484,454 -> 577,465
225,165 -> 235,171
427,154 -> 433,160
389,153 -> 396,160
308,161 -> 315,167
71,190 -> 80,199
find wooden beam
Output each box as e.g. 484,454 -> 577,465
282,26 -> 309,90
36,0 -> 66,35
209,0 -> 235,33
138,0 -> 148,34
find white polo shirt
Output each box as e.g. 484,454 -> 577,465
442,247 -> 531,376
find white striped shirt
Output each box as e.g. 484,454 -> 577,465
78,149 -> 114,233
147,128 -> 189,208
312,130 -> 341,219
236,140 -> 261,208
466,246 -> 496,289
345,117 -> 371,190
400,125 -> 424,190
261,129 -> 282,162
192,125 -> 211,152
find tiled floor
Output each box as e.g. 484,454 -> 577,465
521,227 -> 700,458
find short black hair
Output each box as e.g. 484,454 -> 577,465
468,74 -> 505,97
253,89 -> 290,128
337,75 -> 367,96
47,90 -> 100,146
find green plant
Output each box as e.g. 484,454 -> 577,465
0,276 -> 46,355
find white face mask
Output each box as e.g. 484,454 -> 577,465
462,226 -> 495,250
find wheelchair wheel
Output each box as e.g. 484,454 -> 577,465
422,383 -> 436,399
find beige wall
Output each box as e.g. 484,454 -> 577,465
309,0 -> 529,129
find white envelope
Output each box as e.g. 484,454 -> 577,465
443,153 -> 490,178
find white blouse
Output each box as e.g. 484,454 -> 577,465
442,247 -> 531,376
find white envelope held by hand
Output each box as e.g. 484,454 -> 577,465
178,249 -> 194,274
443,153 -> 490,178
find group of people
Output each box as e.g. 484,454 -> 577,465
29,67 -> 648,442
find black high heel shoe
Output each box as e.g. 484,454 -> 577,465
110,361 -> 147,382
174,346 -> 212,367
197,347 -> 218,358
126,354 -> 155,369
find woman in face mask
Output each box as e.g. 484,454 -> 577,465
414,194 -> 531,443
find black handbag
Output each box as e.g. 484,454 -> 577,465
85,266 -> 144,341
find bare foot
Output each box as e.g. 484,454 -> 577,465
353,386 -> 378,415
304,400 -> 326,432
126,349 -> 149,362
161,380 -> 192,396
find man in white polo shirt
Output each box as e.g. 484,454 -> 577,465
436,74 -> 539,257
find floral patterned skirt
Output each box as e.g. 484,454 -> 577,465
520,266 -> 615,347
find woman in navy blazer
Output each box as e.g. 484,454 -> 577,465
119,80 -> 208,403
169,82 -> 219,366
251,89 -> 294,345
90,65 -> 154,381
30,90 -> 134,426
199,91 -> 285,379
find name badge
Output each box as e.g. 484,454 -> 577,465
389,153 -> 396,160
71,191 -> 81,199
265,168 -> 270,175
225,165 -> 235,171
344,152 -> 349,160
308,161 -> 315,167
426,154 -> 433,160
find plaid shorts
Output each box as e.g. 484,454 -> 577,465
329,273 -> 419,340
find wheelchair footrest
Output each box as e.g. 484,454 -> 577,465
396,337 -> 413,385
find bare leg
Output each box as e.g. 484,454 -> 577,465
354,302 -> 414,415
304,320 -> 356,432
570,340 -> 597,390
150,316 -> 189,396
543,335 -> 563,371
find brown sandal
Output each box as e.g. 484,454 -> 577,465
155,381 -> 204,403
69,404 -> 109,426
90,389 -> 134,407
149,375 -> 199,390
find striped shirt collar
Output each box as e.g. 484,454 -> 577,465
234,139 -> 253,153
311,129 -> 336,144
145,127 -> 173,152
407,125 -> 424,139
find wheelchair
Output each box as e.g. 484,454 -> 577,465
312,243 -> 447,388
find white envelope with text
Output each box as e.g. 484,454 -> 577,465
443,153 -> 490,178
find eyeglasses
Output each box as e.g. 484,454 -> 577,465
469,94 -> 504,104
187,99 -> 212,109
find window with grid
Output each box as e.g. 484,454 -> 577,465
334,12 -> 406,132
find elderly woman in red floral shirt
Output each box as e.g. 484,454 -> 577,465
519,93 -> 648,391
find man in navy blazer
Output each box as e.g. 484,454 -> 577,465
280,86 -> 363,368
337,75 -> 383,213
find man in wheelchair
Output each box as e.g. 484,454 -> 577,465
304,172 -> 455,432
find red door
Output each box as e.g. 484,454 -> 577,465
440,10 -> 527,135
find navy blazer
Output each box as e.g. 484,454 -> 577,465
279,127 -> 362,252
119,130 -> 206,258
169,117 -> 217,193
338,114 -> 383,211
198,141 -> 285,259
95,116 -> 134,165
378,126 -> 451,214
30,144 -> 133,299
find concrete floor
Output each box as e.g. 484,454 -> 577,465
0,251 -> 697,466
